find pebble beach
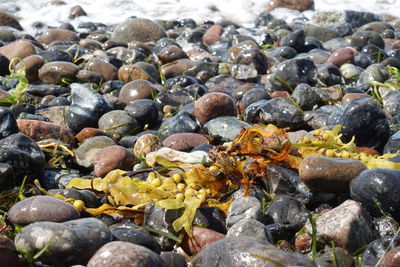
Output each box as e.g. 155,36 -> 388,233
1,0 -> 400,266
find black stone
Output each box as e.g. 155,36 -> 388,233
0,107 -> 18,139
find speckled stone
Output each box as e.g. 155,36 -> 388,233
87,241 -> 163,267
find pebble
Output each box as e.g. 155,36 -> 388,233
162,133 -> 209,151
328,97 -> 390,151
378,246 -> 400,267
0,40 -> 37,61
226,196 -> 265,227
267,0 -> 314,12
86,58 -> 118,81
145,147 -> 209,167
75,136 -> 117,168
118,62 -> 160,83
0,11 -> 23,30
17,119 -> 75,145
204,116 -> 250,142
192,236 -> 316,267
291,83 -> 320,110
112,18 -> 166,43
268,58 -> 317,92
110,224 -> 160,253
227,218 -> 272,242
98,110 -> 140,139
350,168 -> 400,220
133,133 -> 161,159
91,145 -> 135,177
305,200 -> 374,252
37,29 -> 79,45
124,99 -> 159,126
327,47 -> 358,67
15,218 -> 112,266
38,61 -> 79,84
0,133 -> 45,176
194,92 -> 237,126
299,156 -> 367,193
87,241 -> 163,267
119,79 -> 159,103
0,107 -> 18,139
181,226 -> 225,255
8,196 -> 79,225
15,55 -> 44,82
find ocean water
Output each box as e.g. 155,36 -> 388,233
0,0 -> 399,33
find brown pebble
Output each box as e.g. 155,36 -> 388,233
379,246 -> 400,267
0,40 -> 37,61
118,79 -> 160,104
69,5 -> 87,19
267,0 -> 314,12
295,234 -> 312,253
355,147 -> 381,156
91,145 -> 135,177
181,226 -> 226,256
162,133 -> 209,151
341,93 -> 369,104
194,92 -> 237,126
299,156 -> 367,193
75,127 -> 110,143
87,58 -> 118,81
37,29 -> 79,45
17,119 -> 75,145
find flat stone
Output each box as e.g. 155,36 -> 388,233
17,119 -> 75,145
8,196 -> 79,225
162,133 -> 209,151
87,241 -> 163,267
299,156 -> 367,193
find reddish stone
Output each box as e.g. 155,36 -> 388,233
91,145 -> 135,177
181,226 -> 225,255
355,147 -> 381,156
379,246 -> 400,267
160,58 -> 195,79
271,90 -> 290,98
203,33 -> 222,46
327,47 -> 358,67
162,133 -> 209,151
267,0 -> 314,12
17,119 -> 75,145
194,92 -> 237,126
295,234 -> 312,253
75,127 -> 109,143
156,45 -> 188,64
118,80 -> 160,104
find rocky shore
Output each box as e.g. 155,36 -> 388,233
1,1 -> 400,266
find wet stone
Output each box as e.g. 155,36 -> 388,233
0,235 -> 20,267
8,195 -> 79,225
15,218 -> 112,266
204,116 -> 250,142
124,99 -> 159,127
38,61 -> 79,84
118,79 -> 159,104
262,164 -> 311,204
194,92 -> 236,126
110,224 -> 160,253
291,83 -> 320,110
280,29 -> 305,53
384,131 -> 400,154
265,195 -> 309,241
362,236 -> 400,267
358,63 -> 389,84
268,58 -> 317,92
299,156 -> 367,193
328,97 -> 390,151
111,18 -> 167,43
133,134 -> 161,159
67,83 -> 111,133
0,107 -> 18,139
350,168 -> 400,221
317,63 -> 342,86
192,236 -> 316,267
37,29 -> 79,45
0,133 -> 45,176
351,30 -> 385,49
244,97 -> 304,130
158,112 -> 199,140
